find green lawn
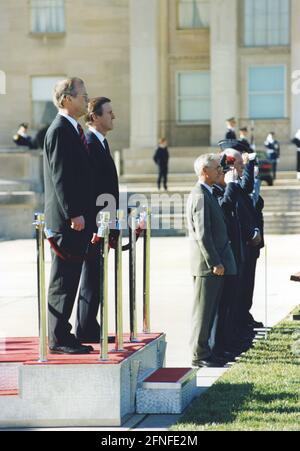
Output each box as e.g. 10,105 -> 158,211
171,309 -> 300,431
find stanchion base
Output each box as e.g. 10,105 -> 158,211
0,333 -> 166,428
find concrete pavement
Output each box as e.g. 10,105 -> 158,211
0,235 -> 299,430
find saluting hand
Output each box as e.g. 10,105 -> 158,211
71,216 -> 85,232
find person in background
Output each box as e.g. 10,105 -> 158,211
154,138 -> 169,191
264,132 -> 280,180
239,127 -> 253,153
225,118 -> 237,140
291,130 -> 300,180
13,123 -> 35,149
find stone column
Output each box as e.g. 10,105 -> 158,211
210,0 -> 238,145
291,0 -> 300,137
129,0 -> 159,149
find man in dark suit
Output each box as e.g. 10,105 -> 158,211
75,97 -> 119,343
44,77 -> 94,355
218,149 -> 263,351
187,154 -> 237,368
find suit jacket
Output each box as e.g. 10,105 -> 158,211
220,160 -> 264,259
213,185 -> 245,266
238,138 -> 253,153
226,129 -> 237,140
187,183 -> 237,277
86,131 -> 119,230
154,147 -> 169,169
43,115 -> 94,232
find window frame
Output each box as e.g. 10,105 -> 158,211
176,70 -> 211,125
30,0 -> 66,35
177,0 -> 210,30
30,75 -> 66,129
247,64 -> 287,119
242,0 -> 291,48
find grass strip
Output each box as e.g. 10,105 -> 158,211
171,309 -> 300,431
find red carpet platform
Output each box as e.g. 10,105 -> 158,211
0,334 -> 163,397
0,333 -> 199,426
0,333 -> 163,366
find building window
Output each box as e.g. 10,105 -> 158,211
244,0 -> 290,47
32,77 -> 63,128
177,72 -> 211,123
31,0 -> 65,33
178,0 -> 210,29
248,66 -> 286,119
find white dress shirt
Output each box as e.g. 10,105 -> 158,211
89,126 -> 106,149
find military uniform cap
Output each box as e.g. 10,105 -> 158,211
218,139 -> 249,154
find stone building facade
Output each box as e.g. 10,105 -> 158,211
0,0 -> 299,151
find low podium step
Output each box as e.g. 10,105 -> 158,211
136,368 -> 199,415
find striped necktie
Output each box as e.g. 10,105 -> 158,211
77,124 -> 89,154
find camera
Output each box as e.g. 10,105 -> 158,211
220,154 -> 235,174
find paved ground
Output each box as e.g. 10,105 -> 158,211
0,235 -> 299,431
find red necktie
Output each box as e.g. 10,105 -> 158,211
77,124 -> 89,154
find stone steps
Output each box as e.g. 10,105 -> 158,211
120,144 -> 297,174
0,180 -> 32,192
121,182 -> 300,235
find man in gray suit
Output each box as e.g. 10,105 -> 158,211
187,154 -> 237,368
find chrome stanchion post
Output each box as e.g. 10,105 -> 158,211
142,207 -> 151,334
115,210 -> 124,352
265,244 -> 268,340
34,212 -> 47,363
129,207 -> 138,342
97,212 -> 110,360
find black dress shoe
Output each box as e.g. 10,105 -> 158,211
49,345 -> 91,355
250,320 -> 264,329
80,344 -> 94,352
77,336 -> 115,344
193,359 -> 225,368
214,351 -> 237,363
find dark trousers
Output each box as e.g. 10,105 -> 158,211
272,160 -> 277,180
75,242 -> 102,341
158,166 -> 168,190
215,263 -> 246,350
47,228 -> 91,348
214,275 -> 239,354
190,275 -> 224,362
242,248 -> 258,326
